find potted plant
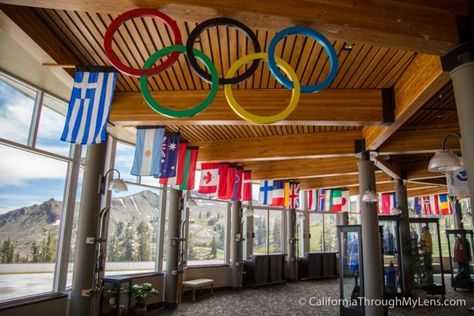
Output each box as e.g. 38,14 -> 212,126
131,282 -> 159,315
404,238 -> 429,300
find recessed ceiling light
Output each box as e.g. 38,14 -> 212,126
343,42 -> 354,50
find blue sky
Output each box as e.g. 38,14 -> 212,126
0,80 -> 74,214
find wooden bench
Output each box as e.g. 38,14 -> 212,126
181,278 -> 214,301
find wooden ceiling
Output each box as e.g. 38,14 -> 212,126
0,0 -> 468,198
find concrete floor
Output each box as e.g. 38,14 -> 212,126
154,277 -> 474,316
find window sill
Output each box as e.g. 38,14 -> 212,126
0,292 -> 68,311
185,263 -> 230,269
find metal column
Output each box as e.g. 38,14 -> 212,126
358,158 -> 384,316
395,179 -> 412,296
70,143 -> 108,316
230,201 -> 243,289
453,199 -> 464,230
450,61 -> 474,224
287,208 -> 298,281
165,188 -> 183,309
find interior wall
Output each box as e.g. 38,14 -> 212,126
183,266 -> 231,288
0,296 -> 68,316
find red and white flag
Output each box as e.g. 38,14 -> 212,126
307,189 -> 317,211
159,141 -> 187,186
198,163 -> 219,194
422,195 -> 440,215
242,170 -> 252,201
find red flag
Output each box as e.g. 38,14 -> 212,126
199,163 -> 219,194
242,170 -> 252,201
231,167 -> 243,201
217,163 -> 229,199
160,142 -> 187,185
289,182 -> 300,209
222,165 -> 236,199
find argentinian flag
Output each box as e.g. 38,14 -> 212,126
131,127 -> 165,176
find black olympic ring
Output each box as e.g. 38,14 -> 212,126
186,17 -> 262,85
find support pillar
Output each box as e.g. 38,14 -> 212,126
286,208 -> 298,281
358,158 -> 384,316
70,143 -> 107,316
230,201 -> 243,289
450,61 -> 474,224
395,179 -> 412,296
453,199 -> 464,230
165,188 -> 182,309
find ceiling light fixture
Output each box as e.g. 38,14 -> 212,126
428,132 -> 463,173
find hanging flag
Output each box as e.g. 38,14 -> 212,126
413,197 -> 422,215
317,189 -> 327,211
271,180 -> 286,206
447,170 -> 469,197
179,147 -> 199,190
259,180 -> 273,206
439,194 -> 453,215
220,165 -> 236,200
131,126 -> 165,176
198,163 -> 219,194
332,189 -> 349,212
307,190 -> 318,211
284,181 -> 290,208
160,141 -> 187,186
289,182 -> 300,209
422,195 -> 439,215
158,133 -> 180,178
380,193 -> 396,215
61,69 -> 118,144
231,167 -> 243,201
242,170 -> 252,202
217,163 -> 229,199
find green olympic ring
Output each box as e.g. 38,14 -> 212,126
139,45 -> 219,118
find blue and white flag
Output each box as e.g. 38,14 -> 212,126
259,180 -> 273,206
157,133 -> 180,178
131,127 -> 165,176
61,70 -> 117,144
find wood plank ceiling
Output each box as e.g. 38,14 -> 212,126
0,2 -> 462,197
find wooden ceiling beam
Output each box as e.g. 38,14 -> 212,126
110,89 -> 384,126
405,161 -> 447,181
348,182 -> 444,196
246,157 -> 358,180
0,0 -> 464,54
193,130 -> 360,162
378,124 -> 461,155
363,54 -> 450,150
300,172 -> 392,190
408,178 -> 447,187
407,186 -> 448,198
0,4 -> 76,87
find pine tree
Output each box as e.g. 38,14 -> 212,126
31,241 -> 40,263
122,221 -> 136,261
272,220 -> 281,251
136,221 -> 151,261
210,237 -> 217,258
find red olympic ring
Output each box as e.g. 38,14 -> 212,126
104,8 -> 182,77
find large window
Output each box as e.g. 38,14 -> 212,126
187,199 -> 228,265
105,184 -> 163,275
253,207 -> 283,254
0,72 -> 77,302
308,213 -> 338,252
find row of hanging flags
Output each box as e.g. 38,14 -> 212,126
377,192 -> 454,216
306,189 -> 350,212
259,180 -> 301,209
197,163 -> 252,201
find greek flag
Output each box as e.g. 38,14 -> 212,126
61,70 -> 118,144
131,127 -> 165,176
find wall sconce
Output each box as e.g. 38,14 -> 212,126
428,132 -> 463,173
99,168 -> 128,194
362,189 -> 378,203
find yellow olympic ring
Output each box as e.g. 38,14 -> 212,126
224,53 -> 300,124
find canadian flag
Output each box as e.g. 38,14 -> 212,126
198,163 -> 219,194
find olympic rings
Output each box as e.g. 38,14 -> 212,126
224,53 -> 300,124
267,26 -> 338,93
140,45 -> 219,118
104,9 -> 339,123
186,17 -> 261,85
104,8 -> 182,77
